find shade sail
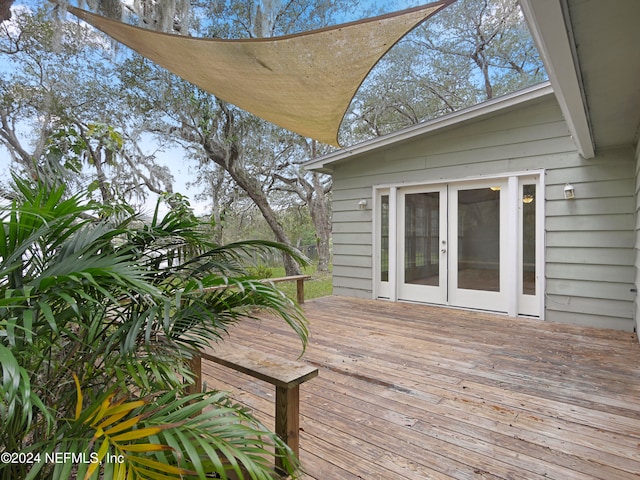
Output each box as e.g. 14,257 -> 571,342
68,1 -> 454,146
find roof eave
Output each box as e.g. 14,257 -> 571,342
518,0 -> 594,159
306,82 -> 554,172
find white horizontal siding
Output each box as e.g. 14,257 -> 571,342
546,263 -> 635,283
332,221 -> 372,234
329,92 -> 636,330
331,185 -> 373,296
546,213 -> 633,231
333,286 -> 372,299
546,247 -> 634,265
546,197 -> 635,216
544,145 -> 635,330
545,310 -> 633,331
546,231 -> 634,248
333,254 -> 371,269
333,244 -> 372,256
546,278 -> 634,301
331,232 -> 371,246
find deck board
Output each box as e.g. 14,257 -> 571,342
201,296 -> 640,479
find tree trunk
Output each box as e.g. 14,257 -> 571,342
300,142 -> 331,272
229,166 -> 301,275
203,137 -> 301,276
244,183 -> 301,276
206,166 -> 227,244
308,173 -> 331,272
91,151 -> 114,204
0,0 -> 13,23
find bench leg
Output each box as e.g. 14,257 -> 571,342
187,354 -> 202,395
296,279 -> 305,304
275,385 -> 299,470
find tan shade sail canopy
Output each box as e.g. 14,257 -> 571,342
69,1 -> 453,146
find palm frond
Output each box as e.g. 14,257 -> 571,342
2,177 -> 306,480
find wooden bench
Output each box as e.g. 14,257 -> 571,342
189,274 -> 313,471
190,343 -> 318,470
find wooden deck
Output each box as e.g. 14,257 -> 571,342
201,296 -> 640,479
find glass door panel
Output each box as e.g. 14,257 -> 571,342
457,188 -> 501,292
380,195 -> 390,283
376,190 -> 392,299
405,192 -> 440,286
522,184 -> 536,295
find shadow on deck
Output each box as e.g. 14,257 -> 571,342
201,296 -> 640,479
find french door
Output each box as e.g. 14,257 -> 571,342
449,180 -> 510,311
376,175 -> 542,317
397,185 -> 447,304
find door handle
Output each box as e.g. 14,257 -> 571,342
441,249 -> 447,253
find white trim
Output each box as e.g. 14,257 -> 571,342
389,187 -> 398,302
538,172 -> 547,320
372,188 -> 380,299
372,187 -> 393,300
305,82 -> 554,171
373,169 -> 544,191
519,0 -> 594,159
517,175 -> 544,317
507,176 -> 519,317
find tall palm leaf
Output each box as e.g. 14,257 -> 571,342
1,176 -> 308,479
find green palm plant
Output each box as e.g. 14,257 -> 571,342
0,175 -> 308,480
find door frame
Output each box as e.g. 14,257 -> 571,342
373,171 -> 545,318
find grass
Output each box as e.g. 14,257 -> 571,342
259,264 -> 332,302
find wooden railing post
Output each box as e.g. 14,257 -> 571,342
275,385 -> 300,471
187,353 -> 202,395
296,277 -> 305,304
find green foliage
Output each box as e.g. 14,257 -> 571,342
40,378 -> 292,480
0,4 -> 174,206
0,175 -> 308,479
346,0 -> 547,142
247,264 -> 274,280
217,204 -> 317,250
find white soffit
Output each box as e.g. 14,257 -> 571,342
519,0 -> 594,159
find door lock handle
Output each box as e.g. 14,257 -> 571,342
441,249 -> 447,253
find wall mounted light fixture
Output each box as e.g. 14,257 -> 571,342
358,199 -> 368,210
563,183 -> 575,200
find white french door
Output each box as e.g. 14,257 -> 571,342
447,180 -> 508,311
375,175 -> 542,317
397,185 -> 448,304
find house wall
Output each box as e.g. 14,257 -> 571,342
331,94 -> 636,330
